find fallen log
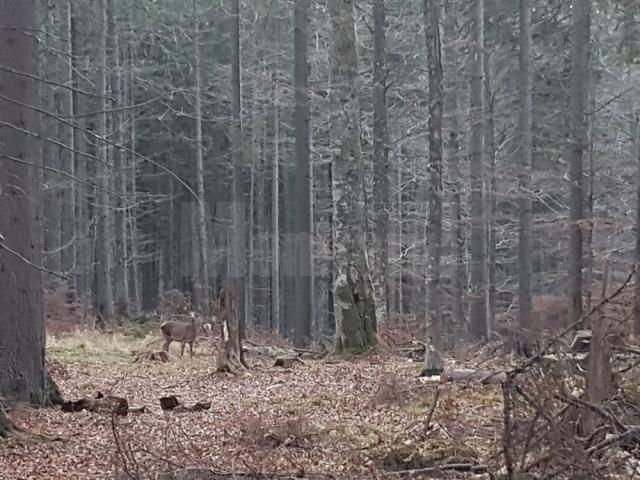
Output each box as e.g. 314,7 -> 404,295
160,395 -> 211,413
132,350 -> 170,363
62,395 -> 129,415
154,469 -> 331,480
386,462 -> 489,478
440,368 -> 506,384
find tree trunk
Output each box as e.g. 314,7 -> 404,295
193,0 -> 210,315
468,0 -> 487,341
423,0 -> 444,371
373,0 -> 390,319
567,0 -> 591,328
42,0 -> 62,280
634,113 -> 640,336
62,0 -> 77,298
95,0 -> 114,325
271,76 -> 281,333
329,0 -> 377,354
111,0 -> 129,316
443,0 -> 465,344
216,287 -> 247,374
292,0 -> 313,348
483,49 -> 496,336
517,0 -> 533,352
0,0 -> 47,404
585,258 -> 614,431
230,0 -> 246,334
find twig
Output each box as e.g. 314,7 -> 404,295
0,239 -> 67,279
502,381 -> 515,480
386,463 -> 489,476
424,386 -> 439,432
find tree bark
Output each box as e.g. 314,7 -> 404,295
216,287 -> 247,374
567,0 -> 591,328
635,113 -> 640,336
95,0 -> 115,324
329,0 -> 377,353
0,0 -> 47,404
111,0 -> 129,316
271,75 -> 281,334
230,0 -> 246,334
292,0 -> 313,348
193,0 -> 210,315
423,0 -> 444,369
443,0 -> 465,344
62,0 -> 77,298
517,0 -> 533,351
373,0 -> 390,319
468,0 -> 487,340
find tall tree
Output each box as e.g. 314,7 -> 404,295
517,0 -> 533,348
0,0 -> 47,406
468,0 -> 487,340
230,0 -> 246,331
193,0 -> 210,314
567,0 -> 591,328
292,0 -> 313,347
372,0 -> 390,318
95,0 -> 115,324
111,0 -> 129,315
423,0 -> 444,370
329,0 -> 377,353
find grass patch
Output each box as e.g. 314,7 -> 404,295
47,330 -> 157,365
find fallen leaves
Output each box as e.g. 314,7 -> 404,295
0,333 -> 507,479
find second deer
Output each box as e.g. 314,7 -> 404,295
160,312 -> 203,358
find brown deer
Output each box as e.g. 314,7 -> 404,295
160,312 -> 202,357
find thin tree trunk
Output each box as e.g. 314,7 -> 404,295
193,0 -> 210,315
230,0 -> 246,343
42,0 -> 62,279
468,0 -> 487,340
128,89 -> 141,313
373,0 -> 390,320
329,0 -> 377,353
63,0 -> 77,298
111,0 -> 129,316
292,0 -> 313,347
483,49 -> 496,337
443,0 -> 465,344
567,0 -> 591,328
271,76 -> 280,333
423,0 -> 444,371
95,0 -> 114,325
635,111 -> 640,336
517,0 -> 533,352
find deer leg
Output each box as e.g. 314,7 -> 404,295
163,338 -> 171,352
180,342 -> 185,357
189,342 -> 194,358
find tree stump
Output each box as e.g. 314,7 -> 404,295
0,406 -> 16,438
216,287 -> 248,375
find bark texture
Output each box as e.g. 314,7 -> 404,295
567,0 -> 591,328
469,0 -> 487,340
517,0 -> 533,351
423,0 -> 444,367
373,0 -> 390,318
329,0 -> 377,353
0,0 -> 47,404
292,0 -> 313,347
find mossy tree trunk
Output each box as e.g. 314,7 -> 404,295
328,0 -> 377,354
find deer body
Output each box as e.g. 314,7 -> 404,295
161,313 -> 201,357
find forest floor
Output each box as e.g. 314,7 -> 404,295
0,325 -> 507,480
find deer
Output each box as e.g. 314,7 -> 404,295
160,311 -> 203,358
